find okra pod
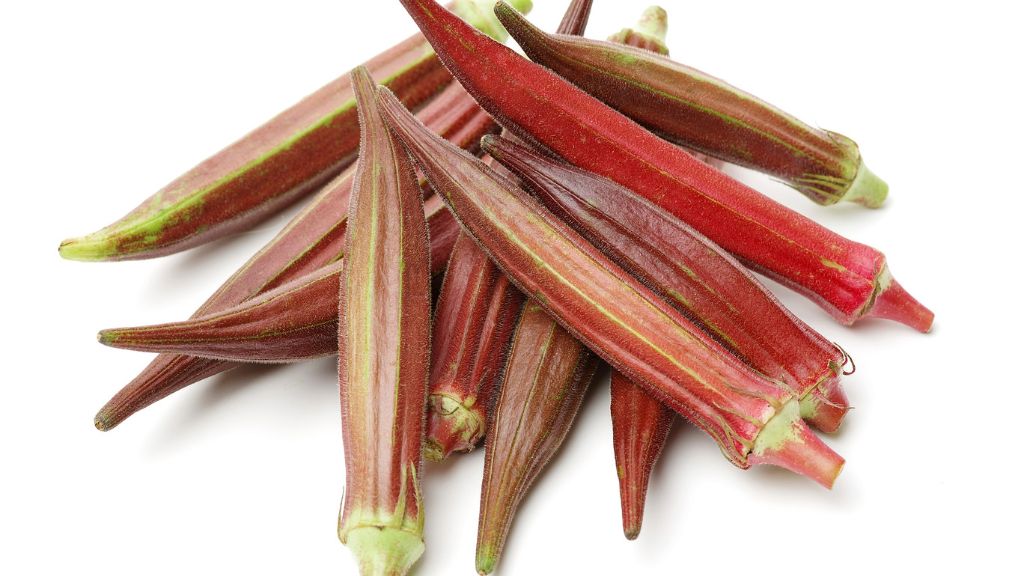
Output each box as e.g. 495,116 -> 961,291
93,81 -> 492,431
337,67 -> 431,576
609,369 -> 673,541
498,4 -> 887,208
424,232 -> 525,460
396,0 -> 933,332
95,195 -> 458,363
57,0 -> 525,261
476,301 -> 598,575
377,85 -> 844,486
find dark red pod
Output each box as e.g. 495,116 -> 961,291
497,4 -> 887,208
475,301 -> 598,575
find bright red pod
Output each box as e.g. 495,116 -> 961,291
337,66 -> 432,576
395,0 -> 932,332
93,82 -> 492,431
424,232 -> 524,460
476,301 -> 598,575
377,86 -> 843,487
483,135 -> 849,431
609,369 -> 674,541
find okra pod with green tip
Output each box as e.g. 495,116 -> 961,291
497,3 -> 887,208
93,81 -> 491,431
376,84 -> 844,487
337,67 -> 432,576
395,0 -> 932,332
476,301 -> 598,575
94,195 -> 459,363
57,0 -> 526,262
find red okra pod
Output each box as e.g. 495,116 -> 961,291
498,5 -> 887,208
376,85 -> 843,486
609,369 -> 673,541
476,301 -> 598,575
395,0 -> 933,332
56,0 -> 526,262
424,232 -> 525,461
337,67 -> 432,576
483,135 -> 849,431
94,195 -> 459,362
93,82 -> 492,431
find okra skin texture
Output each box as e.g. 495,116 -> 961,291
476,302 -> 598,575
610,369 -> 674,541
424,232 -> 525,461
93,83 -> 490,431
377,86 -> 843,486
483,135 -> 847,426
498,6 -> 887,208
397,0 -> 933,332
95,195 -> 457,363
57,0 -> 523,262
337,67 -> 432,576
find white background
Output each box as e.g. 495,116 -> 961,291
2,1 -> 1022,574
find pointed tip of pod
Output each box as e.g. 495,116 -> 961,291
344,526 -> 425,576
749,401 -> 844,489
842,161 -> 888,208
58,236 -> 115,262
96,329 -> 120,347
867,277 -> 934,333
93,411 -> 114,432
424,394 -> 486,461
475,545 -> 499,575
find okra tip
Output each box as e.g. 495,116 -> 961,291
58,235 -> 115,262
344,526 -> 425,576
476,544 -> 500,575
842,160 -> 889,208
93,409 -> 114,432
748,401 -> 844,489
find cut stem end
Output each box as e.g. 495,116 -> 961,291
343,526 -> 425,576
750,401 -> 844,489
425,394 -> 485,461
867,278 -> 934,333
843,161 -> 888,208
